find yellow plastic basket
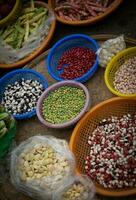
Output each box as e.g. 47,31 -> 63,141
104,47 -> 136,98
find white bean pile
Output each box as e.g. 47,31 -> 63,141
2,79 -> 43,115
62,182 -> 89,200
114,56 -> 136,94
18,144 -> 70,184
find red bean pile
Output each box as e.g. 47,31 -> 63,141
57,47 -> 96,79
85,114 -> 136,189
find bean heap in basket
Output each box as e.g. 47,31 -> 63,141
62,182 -> 90,200
85,114 -> 136,189
113,56 -> 136,94
57,47 -> 96,79
18,144 -> 70,183
0,3 -> 48,49
42,86 -> 86,124
2,79 -> 43,115
55,0 -> 114,21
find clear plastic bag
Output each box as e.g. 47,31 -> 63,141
0,3 -> 55,64
10,135 -> 75,200
53,174 -> 95,200
97,35 -> 126,68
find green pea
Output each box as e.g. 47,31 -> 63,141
42,86 -> 86,124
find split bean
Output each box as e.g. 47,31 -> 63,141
62,182 -> 89,200
18,144 -> 70,185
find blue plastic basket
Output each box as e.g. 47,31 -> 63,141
0,69 -> 48,120
47,34 -> 99,83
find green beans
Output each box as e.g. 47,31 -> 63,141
0,3 -> 48,49
42,86 -> 86,124
0,105 -> 16,139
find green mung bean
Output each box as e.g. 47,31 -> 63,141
42,86 -> 86,124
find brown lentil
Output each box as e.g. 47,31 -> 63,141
85,114 -> 136,189
113,56 -> 136,94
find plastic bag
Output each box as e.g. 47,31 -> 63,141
0,3 -> 55,64
97,35 -> 126,68
53,174 -> 95,200
10,135 -> 75,200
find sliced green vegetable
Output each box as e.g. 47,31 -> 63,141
5,117 -> 15,130
0,120 -> 6,130
24,20 -> 29,42
0,127 -> 8,139
31,0 -> 34,9
0,113 -> 9,121
1,3 -> 49,49
29,12 -> 46,24
0,105 -> 5,113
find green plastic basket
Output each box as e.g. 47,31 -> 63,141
0,121 -> 16,159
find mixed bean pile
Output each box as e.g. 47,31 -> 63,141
2,79 -> 43,115
0,3 -> 48,49
62,182 -> 89,200
114,56 -> 136,94
85,114 -> 136,189
42,86 -> 86,124
57,47 -> 96,79
55,0 -> 114,21
18,144 -> 70,184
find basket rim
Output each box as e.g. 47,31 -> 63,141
0,0 -> 20,25
47,34 -> 99,82
104,46 -> 136,98
0,69 -> 48,120
48,0 -> 123,26
0,1 -> 56,69
69,97 -> 136,196
36,80 -> 91,129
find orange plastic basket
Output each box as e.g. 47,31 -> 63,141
69,97 -> 136,197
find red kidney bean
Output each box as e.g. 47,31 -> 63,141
57,47 -> 96,80
85,114 -> 136,189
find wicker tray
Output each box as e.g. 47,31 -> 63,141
1,34 -> 136,200
48,0 -> 123,26
0,1 -> 56,70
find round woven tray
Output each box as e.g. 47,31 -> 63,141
48,0 -> 123,26
0,1 -> 56,70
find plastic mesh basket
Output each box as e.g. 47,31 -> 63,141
47,34 -> 99,83
104,47 -> 136,98
0,69 -> 48,120
36,81 -> 91,129
69,97 -> 136,197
